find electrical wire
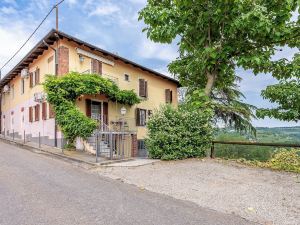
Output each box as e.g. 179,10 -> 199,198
0,0 -> 65,76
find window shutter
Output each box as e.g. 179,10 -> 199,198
29,72 -> 33,88
29,107 -> 33,122
145,81 -> 148,98
35,68 -> 40,84
148,110 -> 153,117
86,99 -> 91,117
91,59 -> 102,75
42,102 -> 47,120
98,60 -> 102,75
49,104 -> 55,118
165,89 -> 170,103
91,59 -> 97,74
139,79 -> 146,97
35,104 -> 40,121
136,108 -> 140,126
170,90 -> 173,103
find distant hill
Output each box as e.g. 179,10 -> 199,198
216,126 -> 300,143
255,126 -> 300,143
215,126 -> 300,161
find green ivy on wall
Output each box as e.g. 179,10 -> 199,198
44,72 -> 140,147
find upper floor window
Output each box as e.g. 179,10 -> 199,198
91,59 -> 102,75
139,79 -> 148,98
29,68 -> 40,88
124,74 -> 130,81
165,89 -> 173,103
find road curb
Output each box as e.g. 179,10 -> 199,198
0,137 -> 132,168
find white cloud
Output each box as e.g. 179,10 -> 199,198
272,46 -> 299,61
0,6 -> 17,14
89,4 -> 120,16
154,66 -> 173,78
128,0 -> 147,5
137,39 -> 178,62
237,69 -> 277,93
66,0 -> 77,6
0,24 -> 39,75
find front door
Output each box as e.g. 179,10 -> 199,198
91,101 -> 102,123
86,99 -> 108,130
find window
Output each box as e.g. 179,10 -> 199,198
165,89 -> 173,103
34,104 -> 40,121
11,85 -> 14,99
29,72 -> 34,88
136,108 -> 147,126
91,59 -> 102,75
29,107 -> 33,122
29,68 -> 40,88
35,68 -> 40,85
42,102 -> 47,120
138,140 -> 146,150
124,74 -> 130,81
139,79 -> 148,98
21,78 -> 25,94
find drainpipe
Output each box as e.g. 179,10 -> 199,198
43,40 -> 58,147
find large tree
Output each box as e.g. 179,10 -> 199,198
139,0 -> 300,125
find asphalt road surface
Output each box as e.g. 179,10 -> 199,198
0,141 -> 257,225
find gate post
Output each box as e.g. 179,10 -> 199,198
210,142 -> 215,158
109,131 -> 113,160
95,133 -> 98,163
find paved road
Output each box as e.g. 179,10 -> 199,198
0,141 -> 256,225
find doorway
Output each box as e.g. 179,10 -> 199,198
88,100 -> 108,129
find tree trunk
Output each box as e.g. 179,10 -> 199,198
204,72 -> 216,96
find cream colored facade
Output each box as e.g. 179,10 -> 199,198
0,30 -> 179,151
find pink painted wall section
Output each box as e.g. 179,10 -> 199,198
1,96 -> 60,142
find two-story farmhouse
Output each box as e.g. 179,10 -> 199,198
0,29 -> 179,157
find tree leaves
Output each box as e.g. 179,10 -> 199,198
139,0 -> 300,126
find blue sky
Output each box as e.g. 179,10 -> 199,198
0,0 -> 299,127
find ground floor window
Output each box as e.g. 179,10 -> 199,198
138,139 -> 148,157
136,108 -> 147,126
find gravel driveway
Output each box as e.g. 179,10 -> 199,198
95,159 -> 300,225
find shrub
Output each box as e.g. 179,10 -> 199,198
263,149 -> 300,173
146,104 -> 213,160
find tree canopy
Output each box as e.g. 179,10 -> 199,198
139,0 -> 300,128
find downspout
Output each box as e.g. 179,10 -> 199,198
43,39 -> 58,147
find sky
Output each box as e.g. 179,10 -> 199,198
0,0 -> 299,128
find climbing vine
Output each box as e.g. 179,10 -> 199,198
44,72 -> 140,147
